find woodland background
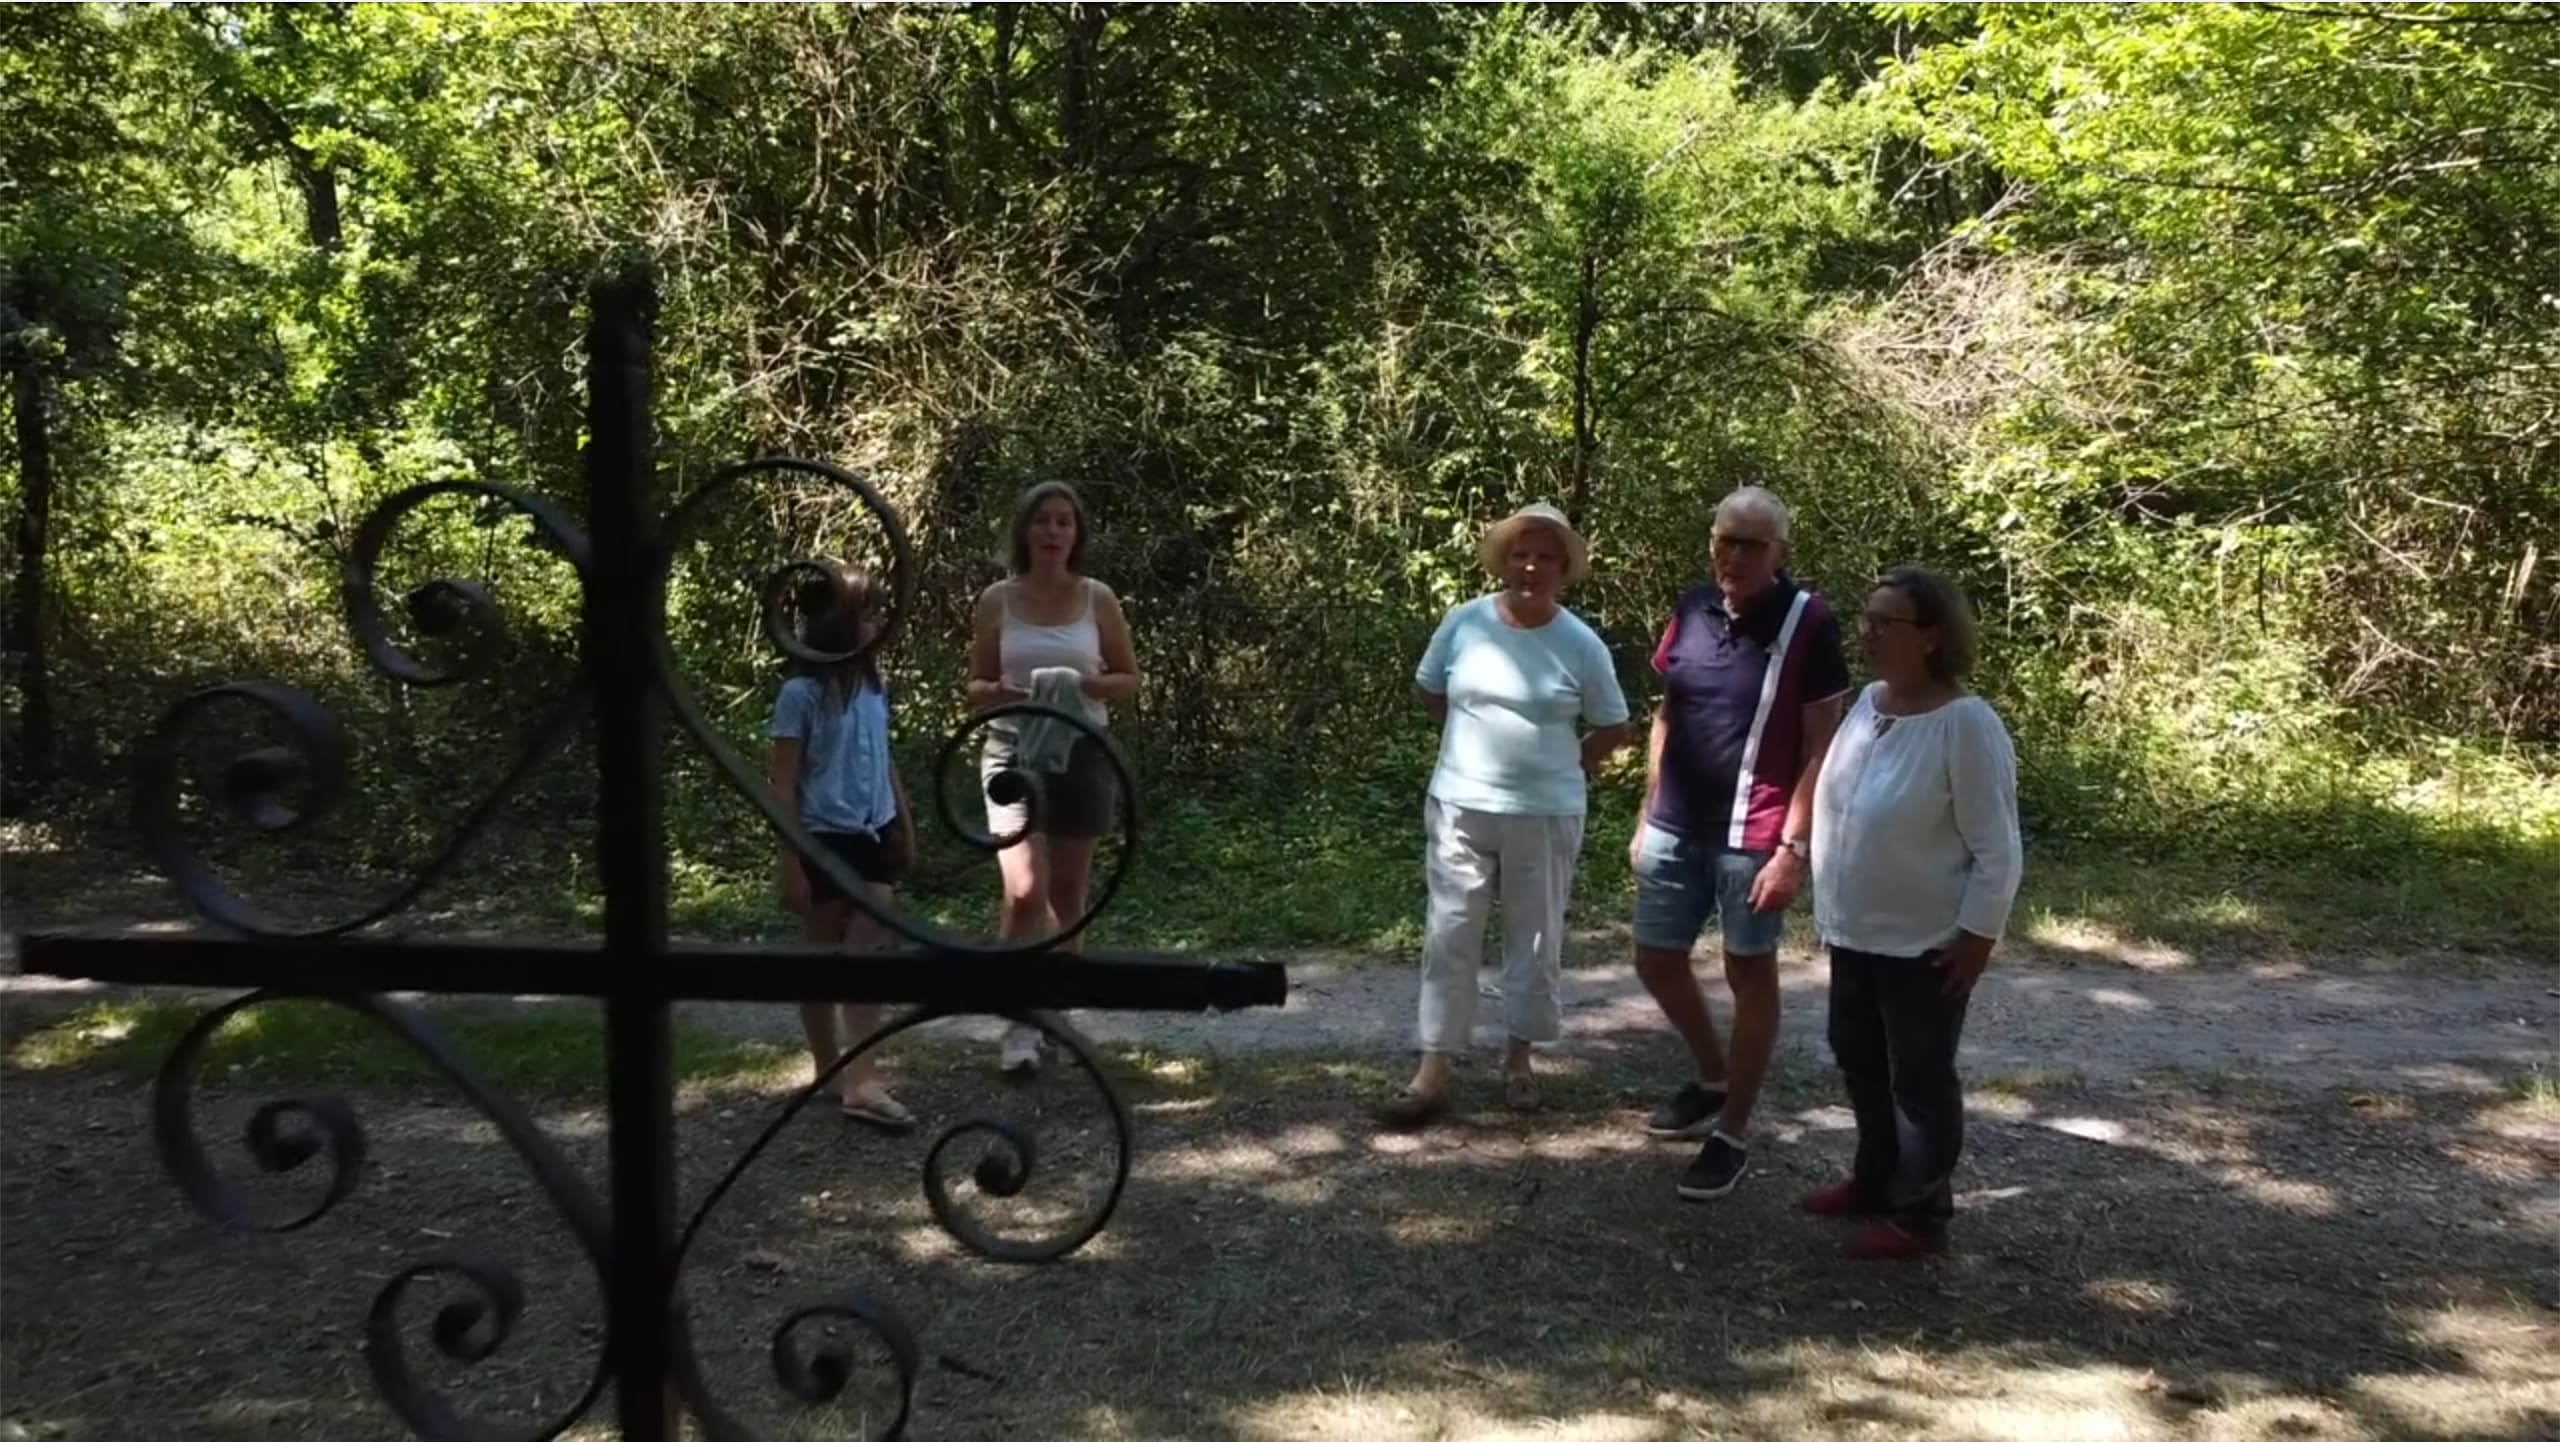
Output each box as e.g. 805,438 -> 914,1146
5,2 -> 2553,955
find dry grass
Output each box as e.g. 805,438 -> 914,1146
3,1036 -> 2555,1442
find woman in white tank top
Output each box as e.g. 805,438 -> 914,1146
990,574 -> 1109,730
965,481 -> 1143,1073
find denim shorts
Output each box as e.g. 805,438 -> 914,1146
1630,822 -> 1784,957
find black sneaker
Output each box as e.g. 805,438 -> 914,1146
1644,1082 -> 1728,1139
1676,1134 -> 1749,1200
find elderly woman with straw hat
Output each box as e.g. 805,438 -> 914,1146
1378,503 -> 1632,1128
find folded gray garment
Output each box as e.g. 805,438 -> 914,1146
1012,666 -> 1093,774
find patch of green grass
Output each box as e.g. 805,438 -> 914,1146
2017,840 -> 2558,960
2509,1065 -> 2560,1116
11,737 -> 2552,966
2,996 -> 796,1096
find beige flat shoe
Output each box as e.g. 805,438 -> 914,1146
1504,1071 -> 1542,1112
1374,1088 -> 1450,1131
839,1087 -> 917,1133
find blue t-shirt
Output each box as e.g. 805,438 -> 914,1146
1415,596 -> 1630,816
770,675 -> 899,836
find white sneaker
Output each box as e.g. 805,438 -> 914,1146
999,1024 -> 1044,1075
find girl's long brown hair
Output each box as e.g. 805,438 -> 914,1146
794,562 -> 886,704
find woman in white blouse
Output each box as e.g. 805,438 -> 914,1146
1804,566 -> 2021,1260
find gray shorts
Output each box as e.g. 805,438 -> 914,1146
1630,822 -> 1784,957
980,732 -> 1121,840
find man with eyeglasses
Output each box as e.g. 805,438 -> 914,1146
1628,485 -> 1850,1201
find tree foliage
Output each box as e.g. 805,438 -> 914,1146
3,2 -> 2552,861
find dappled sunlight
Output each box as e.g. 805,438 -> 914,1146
1938,1090 -> 2350,1216
2216,1173 -> 2338,1215
1229,1387 -> 1674,1442
1269,1121 -> 1353,1158
1727,1344 -> 2424,1442
378,1108 -> 609,1144
2046,1115 -> 2128,1143
2388,1062 -> 2520,1095
4,1006 -> 142,1071
1152,1134 -> 1338,1187
2082,1278 -> 2182,1318
1383,1211 -> 1502,1248
2016,919 -> 2196,972
1735,1346 -> 2169,1441
1525,1127 -> 1654,1162
2395,1298 -> 2560,1383
2438,1131 -> 2555,1186
2348,1370 -> 2560,1440
2460,1092 -> 2560,1149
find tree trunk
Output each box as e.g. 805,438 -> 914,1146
296,160 -> 342,252
1570,245 -> 1599,523
1059,5 -> 1108,174
5,352 -> 56,813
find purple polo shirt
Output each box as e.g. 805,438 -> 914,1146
1646,574 -> 1850,853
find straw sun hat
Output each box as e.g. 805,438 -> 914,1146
1477,502 -> 1591,586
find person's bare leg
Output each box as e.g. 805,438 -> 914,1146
1044,835 -> 1097,953
797,898 -> 851,1101
1503,1036 -> 1535,1082
1718,949 -> 1781,1137
1635,944 -> 1729,1087
995,833 -> 1053,1069
995,832 -> 1052,941
837,882 -> 897,1104
1407,1050 -> 1456,1097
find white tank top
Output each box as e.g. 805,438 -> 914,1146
998,579 -> 1108,728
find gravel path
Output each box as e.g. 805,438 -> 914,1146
679,949 -> 2557,1094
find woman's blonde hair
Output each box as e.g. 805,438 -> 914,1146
1877,565 -> 1979,681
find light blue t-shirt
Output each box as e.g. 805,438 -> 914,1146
1415,596 -> 1630,816
770,675 -> 899,836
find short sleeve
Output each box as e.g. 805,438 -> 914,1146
1802,602 -> 1852,703
1415,604 -> 1464,694
770,677 -> 816,740
1580,624 -> 1631,726
1649,611 -> 1680,675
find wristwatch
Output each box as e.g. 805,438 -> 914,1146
1780,836 -> 1809,863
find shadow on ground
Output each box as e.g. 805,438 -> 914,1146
3,1022 -> 2553,1442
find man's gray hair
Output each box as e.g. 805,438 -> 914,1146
1714,485 -> 1792,543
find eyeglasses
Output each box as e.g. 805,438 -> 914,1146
1860,611 -> 1924,635
1711,533 -> 1774,555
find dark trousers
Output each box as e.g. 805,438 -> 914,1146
1826,945 -> 1971,1235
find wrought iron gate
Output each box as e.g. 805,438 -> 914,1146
11,270 -> 1286,1441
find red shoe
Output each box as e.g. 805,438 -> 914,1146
1800,1181 -> 1881,1218
1845,1220 -> 1944,1261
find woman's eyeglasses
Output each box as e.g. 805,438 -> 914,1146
1860,611 -> 1924,635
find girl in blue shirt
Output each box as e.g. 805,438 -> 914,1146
770,564 -> 915,1130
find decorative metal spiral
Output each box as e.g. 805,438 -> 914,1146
134,480 -> 592,939
674,1291 -> 921,1442
927,700 -> 1139,952
343,481 -> 591,687
669,1007 -> 1134,1442
151,991 -> 614,1442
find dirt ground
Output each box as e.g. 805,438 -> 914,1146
674,937 -> 2559,1092
2,1005 -> 2554,1442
